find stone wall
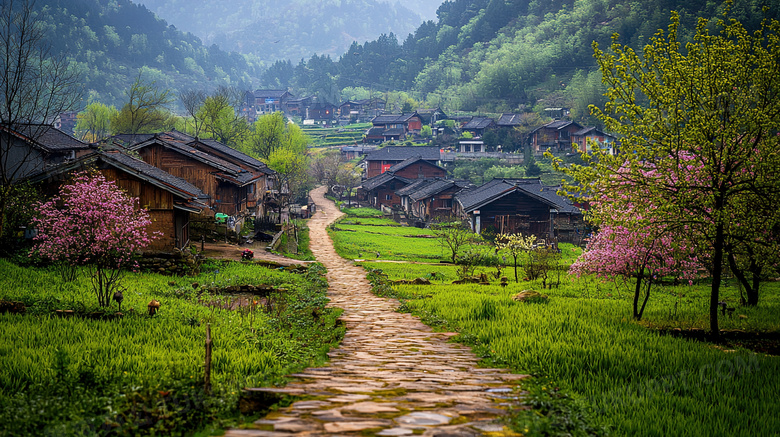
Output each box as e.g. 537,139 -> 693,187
138,248 -> 201,276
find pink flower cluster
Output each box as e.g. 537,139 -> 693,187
31,171 -> 160,269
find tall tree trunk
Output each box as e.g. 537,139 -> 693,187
633,269 -> 644,320
710,222 -> 725,338
727,251 -> 761,306
637,276 -> 652,320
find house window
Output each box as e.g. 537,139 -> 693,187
443,199 -> 453,208
385,194 -> 392,200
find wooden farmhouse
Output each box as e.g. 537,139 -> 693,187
571,127 -> 618,155
363,146 -> 442,178
454,178 -> 583,242
127,132 -> 273,218
530,120 -> 584,154
364,113 -> 424,143
359,156 -> 447,209
28,150 -> 209,251
0,123 -> 92,182
395,178 -> 470,222
461,116 -> 496,138
339,98 -> 386,122
245,89 -> 294,115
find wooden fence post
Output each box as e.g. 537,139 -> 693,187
204,323 -> 212,395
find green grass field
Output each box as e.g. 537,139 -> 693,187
0,259 -> 344,435
333,206 -> 780,436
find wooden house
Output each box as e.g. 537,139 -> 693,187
360,172 -> 413,210
359,156 -> 447,209
339,98 -> 386,121
416,108 -> 447,127
396,178 -> 469,221
462,116 -> 496,138
245,89 -> 294,115
364,113 -> 424,143
363,146 -> 441,178
1,123 -> 92,183
306,102 -> 338,124
530,120 -> 584,154
571,127 -> 617,155
127,132 -> 272,218
454,178 -> 583,242
27,150 -> 209,251
285,96 -> 314,117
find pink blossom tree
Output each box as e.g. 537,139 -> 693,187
31,171 -> 158,308
571,225 -> 701,320
550,11 -> 780,336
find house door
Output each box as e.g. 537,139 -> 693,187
174,210 -> 190,249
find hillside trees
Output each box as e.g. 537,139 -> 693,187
552,8 -> 780,336
74,102 -> 117,142
111,70 -> 175,134
0,0 -> 81,238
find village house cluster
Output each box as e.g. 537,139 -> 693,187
353,146 -> 586,244
244,89 -> 617,157
3,123 -> 277,252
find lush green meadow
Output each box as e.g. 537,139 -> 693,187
0,258 -> 344,435
331,207 -> 780,436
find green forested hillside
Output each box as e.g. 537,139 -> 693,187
264,0 -> 780,118
33,0 -> 263,106
137,0 -> 423,64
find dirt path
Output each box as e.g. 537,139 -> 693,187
225,186 -> 527,436
200,242 -> 310,266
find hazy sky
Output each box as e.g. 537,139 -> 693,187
388,0 -> 442,21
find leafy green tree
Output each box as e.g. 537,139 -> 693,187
267,146 -> 310,219
552,8 -> 780,336
431,218 -> 478,264
245,112 -> 308,160
495,232 -> 537,283
198,86 -> 248,147
111,70 -> 176,134
75,102 -> 117,142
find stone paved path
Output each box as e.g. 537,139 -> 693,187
224,187 -> 528,437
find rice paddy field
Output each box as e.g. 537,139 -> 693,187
0,258 -> 344,435
330,207 -> 780,436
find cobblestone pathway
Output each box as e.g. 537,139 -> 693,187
225,187 -> 528,436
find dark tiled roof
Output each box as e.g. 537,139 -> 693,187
371,113 -> 417,125
385,156 -> 445,174
497,113 -> 522,126
408,179 -> 457,201
100,151 -> 208,201
463,117 -> 495,130
364,146 -> 441,162
196,138 -> 270,172
361,172 -> 413,191
131,133 -> 240,174
394,178 -> 435,196
456,178 -> 560,213
8,124 -> 90,151
572,127 -> 615,139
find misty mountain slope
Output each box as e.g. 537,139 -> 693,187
137,0 -> 426,62
31,0 -> 263,107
